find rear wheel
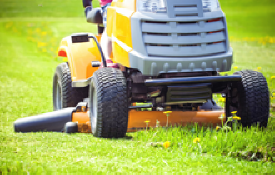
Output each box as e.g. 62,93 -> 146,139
53,62 -> 88,111
226,70 -> 269,127
89,68 -> 128,138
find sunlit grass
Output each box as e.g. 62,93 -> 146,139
134,121 -> 273,157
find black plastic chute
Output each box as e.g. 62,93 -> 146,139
14,107 -> 75,133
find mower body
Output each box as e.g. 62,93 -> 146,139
14,0 -> 270,137
59,0 -> 232,82
53,0 -> 233,132
57,34 -> 102,82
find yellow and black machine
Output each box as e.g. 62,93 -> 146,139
14,0 -> 270,138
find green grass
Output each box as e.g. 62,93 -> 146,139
221,0 -> 275,38
0,0 -> 274,174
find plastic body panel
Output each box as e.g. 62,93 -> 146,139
166,0 -> 203,18
57,33 -> 102,82
107,0 -> 136,67
129,6 -> 233,76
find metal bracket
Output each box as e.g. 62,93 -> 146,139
71,77 -> 92,87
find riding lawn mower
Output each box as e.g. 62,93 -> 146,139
14,0 -> 270,138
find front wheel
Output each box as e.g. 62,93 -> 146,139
89,68 -> 128,138
226,70 -> 269,127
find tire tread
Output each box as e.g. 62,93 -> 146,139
53,62 -> 88,110
232,70 -> 269,127
91,68 -> 128,138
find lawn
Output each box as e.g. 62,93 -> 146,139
0,0 -> 274,174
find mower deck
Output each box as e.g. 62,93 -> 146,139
72,109 -> 225,133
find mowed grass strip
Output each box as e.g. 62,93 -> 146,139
0,0 -> 274,174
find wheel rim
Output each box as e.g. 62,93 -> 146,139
91,86 -> 98,134
56,81 -> 62,110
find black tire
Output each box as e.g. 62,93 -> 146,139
53,62 -> 88,111
89,68 -> 128,138
226,70 -> 269,127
